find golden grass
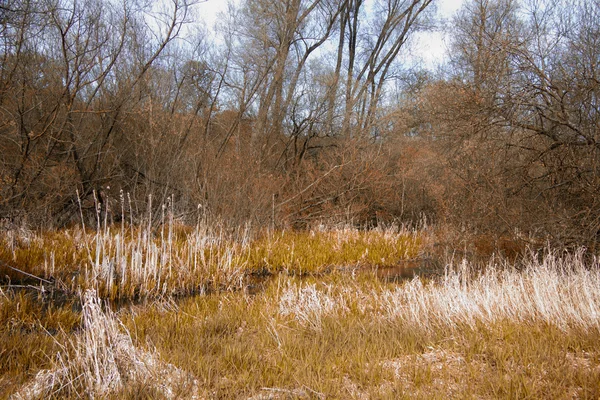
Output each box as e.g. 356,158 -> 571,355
246,226 -> 421,275
117,265 -> 600,399
0,289 -> 80,396
0,223 -> 420,301
1,224 -> 600,399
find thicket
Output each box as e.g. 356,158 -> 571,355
1,0 -> 598,249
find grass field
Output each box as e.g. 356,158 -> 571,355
1,221 -> 599,399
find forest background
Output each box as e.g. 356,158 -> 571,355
1,0 -> 599,249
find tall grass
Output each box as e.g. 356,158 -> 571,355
12,290 -> 196,399
80,221 -> 248,300
247,224 -> 421,274
6,247 -> 600,398
0,220 -> 420,301
4,221 -> 600,398
0,220 -> 251,300
279,250 -> 600,333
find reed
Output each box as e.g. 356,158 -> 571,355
3,225 -> 599,399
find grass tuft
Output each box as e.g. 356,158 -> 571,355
12,290 -> 197,399
279,250 -> 600,333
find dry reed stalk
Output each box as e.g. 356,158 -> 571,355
13,290 -> 197,399
279,250 -> 600,333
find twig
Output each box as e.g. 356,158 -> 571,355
0,259 -> 53,284
1,284 -> 46,291
276,161 -> 352,209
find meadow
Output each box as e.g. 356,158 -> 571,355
1,219 -> 599,399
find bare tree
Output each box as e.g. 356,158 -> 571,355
438,0 -> 600,244
340,0 -> 435,136
0,0 -> 195,224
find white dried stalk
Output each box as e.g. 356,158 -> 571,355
279,251 -> 600,333
13,290 -> 197,399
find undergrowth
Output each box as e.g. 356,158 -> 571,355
1,223 -> 599,399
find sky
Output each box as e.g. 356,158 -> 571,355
196,0 -> 229,31
195,0 -> 465,69
413,0 -> 465,68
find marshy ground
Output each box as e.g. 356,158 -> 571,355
1,222 -> 599,399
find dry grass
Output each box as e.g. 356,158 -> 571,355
247,225 -> 421,275
0,288 -> 80,396
116,252 -> 599,399
0,222 -> 420,301
0,221 -> 251,300
11,290 -> 197,400
2,224 -> 600,399
277,250 -> 600,333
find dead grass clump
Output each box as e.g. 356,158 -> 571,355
12,290 -> 197,399
78,221 -> 249,300
0,221 -> 250,301
279,283 -> 346,332
277,250 -> 600,333
387,250 -> 600,332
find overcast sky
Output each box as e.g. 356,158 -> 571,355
195,0 -> 465,69
413,0 -> 465,68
